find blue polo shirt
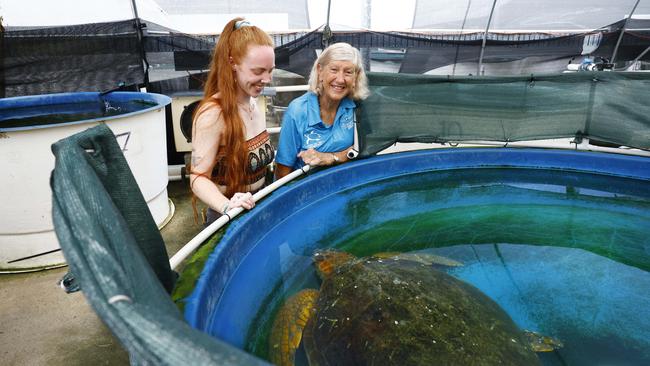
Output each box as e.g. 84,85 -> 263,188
276,92 -> 356,170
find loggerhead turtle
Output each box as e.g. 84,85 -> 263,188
268,249 -> 561,366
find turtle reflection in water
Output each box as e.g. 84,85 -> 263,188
269,250 -> 561,366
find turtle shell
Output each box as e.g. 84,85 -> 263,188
301,256 -> 539,366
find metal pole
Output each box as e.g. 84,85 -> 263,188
453,0 -> 472,76
362,0 -> 371,71
611,0 -> 641,64
410,0 -> 418,29
326,0 -> 332,26
0,16 -> 5,98
130,0 -> 150,90
477,0 -> 498,76
322,0 -> 333,47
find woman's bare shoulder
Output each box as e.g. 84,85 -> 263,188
194,100 -> 224,130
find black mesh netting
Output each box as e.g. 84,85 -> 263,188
2,17 -> 650,97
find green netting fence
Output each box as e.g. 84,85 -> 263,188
358,72 -> 650,156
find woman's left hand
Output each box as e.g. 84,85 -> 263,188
298,148 -> 336,166
229,192 -> 255,210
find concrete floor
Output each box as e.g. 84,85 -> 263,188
0,179 -> 204,365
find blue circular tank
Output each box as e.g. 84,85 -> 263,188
0,91 -> 171,132
185,148 -> 650,364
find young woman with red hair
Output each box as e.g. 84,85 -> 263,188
190,18 -> 275,225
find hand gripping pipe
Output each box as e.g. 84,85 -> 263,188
169,164 -> 312,270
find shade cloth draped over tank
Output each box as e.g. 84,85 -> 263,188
50,124 -> 267,365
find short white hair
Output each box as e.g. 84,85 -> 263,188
308,42 -> 370,100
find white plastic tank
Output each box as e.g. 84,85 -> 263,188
0,92 -> 172,272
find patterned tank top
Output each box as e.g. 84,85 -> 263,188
212,130 -> 275,187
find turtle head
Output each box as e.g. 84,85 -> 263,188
312,250 -> 355,279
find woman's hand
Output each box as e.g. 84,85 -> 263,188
228,192 -> 255,211
298,148 -> 337,166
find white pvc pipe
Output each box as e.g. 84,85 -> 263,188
269,85 -> 309,93
169,164 -> 312,270
168,164 -> 185,182
378,139 -> 650,158
267,126 -> 281,135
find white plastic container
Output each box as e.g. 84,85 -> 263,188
0,92 -> 172,272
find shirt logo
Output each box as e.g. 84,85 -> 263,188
341,115 -> 354,130
304,131 -> 323,148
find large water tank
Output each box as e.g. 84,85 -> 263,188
0,92 -> 172,272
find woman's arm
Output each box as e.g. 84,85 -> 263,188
189,107 -> 232,214
277,146 -> 350,179
190,107 -> 255,214
297,146 -> 353,167
275,102 -> 303,179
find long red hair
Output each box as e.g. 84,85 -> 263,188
194,17 -> 273,197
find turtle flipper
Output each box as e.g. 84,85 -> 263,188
269,289 -> 319,366
524,330 -> 564,352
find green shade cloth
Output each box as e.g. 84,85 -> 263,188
50,124 -> 266,365
358,72 -> 650,156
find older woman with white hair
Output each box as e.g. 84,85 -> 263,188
275,42 -> 369,178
